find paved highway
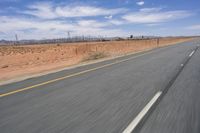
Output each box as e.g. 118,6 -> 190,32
0,40 -> 200,133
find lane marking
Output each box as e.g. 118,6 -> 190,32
0,50 -> 156,98
123,47 -> 198,133
122,91 -> 162,133
189,51 -> 195,57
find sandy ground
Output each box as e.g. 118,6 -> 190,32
0,37 -> 193,82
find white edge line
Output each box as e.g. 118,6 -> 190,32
122,91 -> 162,133
189,51 -> 195,57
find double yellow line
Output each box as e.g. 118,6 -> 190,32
0,50 -> 154,98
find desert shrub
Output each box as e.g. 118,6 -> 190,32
1,65 -> 9,68
83,52 -> 108,61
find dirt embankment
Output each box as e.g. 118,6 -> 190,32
0,37 -> 193,82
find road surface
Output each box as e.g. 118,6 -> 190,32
0,39 -> 200,133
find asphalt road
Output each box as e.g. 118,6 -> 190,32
0,40 -> 200,133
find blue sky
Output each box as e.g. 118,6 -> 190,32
0,0 -> 200,40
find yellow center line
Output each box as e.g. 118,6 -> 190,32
0,50 -> 155,98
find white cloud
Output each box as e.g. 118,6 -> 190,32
136,1 -> 144,6
56,6 -> 126,18
24,2 -> 57,19
186,24 -> 200,30
77,20 -> 110,28
109,19 -> 126,25
23,2 -> 127,19
139,8 -> 162,12
122,8 -> 192,24
105,15 -> 113,19
0,1 -> 195,40
0,16 -> 127,40
0,16 -> 74,32
146,23 -> 161,27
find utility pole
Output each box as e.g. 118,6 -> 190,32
67,31 -> 73,42
157,38 -> 160,47
67,31 -> 70,38
15,34 -> 18,45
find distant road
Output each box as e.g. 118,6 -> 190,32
0,40 -> 200,133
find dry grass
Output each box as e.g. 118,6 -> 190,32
82,52 -> 108,61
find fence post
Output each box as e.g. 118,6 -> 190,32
157,38 -> 159,47
75,48 -> 78,55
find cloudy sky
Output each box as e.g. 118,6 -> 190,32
0,0 -> 200,40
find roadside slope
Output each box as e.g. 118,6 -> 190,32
0,37 -> 193,82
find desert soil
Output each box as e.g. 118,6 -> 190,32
0,37 -> 193,82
